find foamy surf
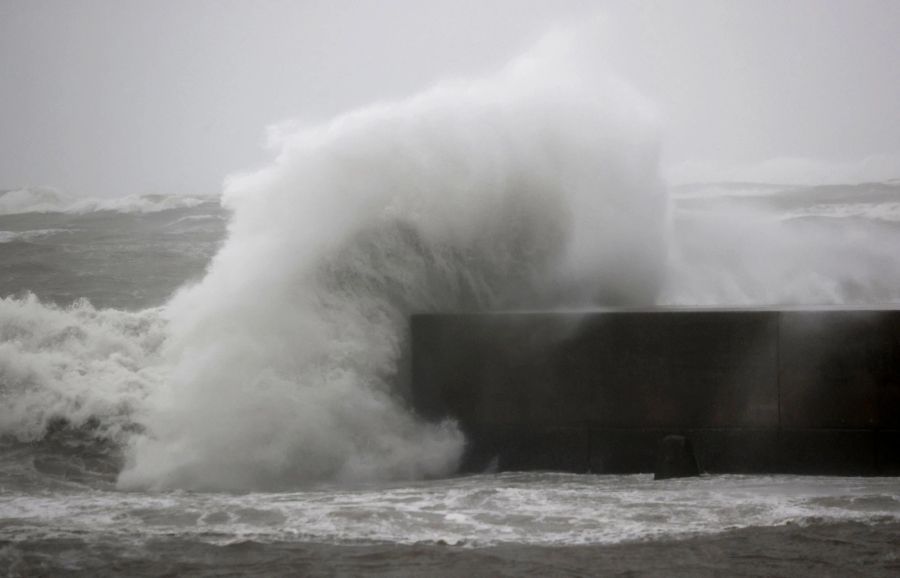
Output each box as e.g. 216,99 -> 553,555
2,473 -> 898,547
0,295 -> 165,444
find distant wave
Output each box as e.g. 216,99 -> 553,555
0,228 -> 68,243
670,182 -> 791,199
0,187 -> 217,216
784,201 -> 900,223
671,181 -> 900,224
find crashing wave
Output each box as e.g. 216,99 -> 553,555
116,30 -> 666,491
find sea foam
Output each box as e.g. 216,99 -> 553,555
0,295 -> 165,443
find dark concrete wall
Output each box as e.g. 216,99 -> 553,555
410,310 -> 900,475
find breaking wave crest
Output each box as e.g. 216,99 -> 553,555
0,295 -> 165,443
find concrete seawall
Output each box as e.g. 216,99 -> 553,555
410,310 -> 900,475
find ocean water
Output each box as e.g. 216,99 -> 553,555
2,34 -> 900,575
1,183 -> 898,576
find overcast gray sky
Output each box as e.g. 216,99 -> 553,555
2,0 -> 899,196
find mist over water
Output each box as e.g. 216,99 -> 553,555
1,30 -> 899,493
664,182 -> 900,306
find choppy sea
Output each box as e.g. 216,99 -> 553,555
1,184 -> 899,576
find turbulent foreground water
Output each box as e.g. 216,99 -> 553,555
1,182 -> 899,575
2,470 -> 899,576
